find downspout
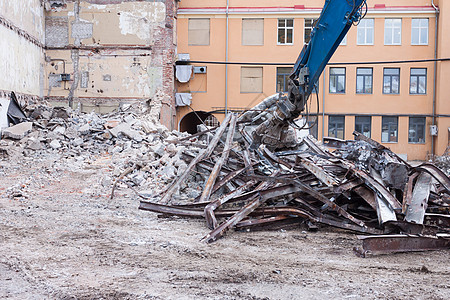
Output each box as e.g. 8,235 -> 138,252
431,0 -> 439,157
322,68 -> 326,141
225,0 -> 229,115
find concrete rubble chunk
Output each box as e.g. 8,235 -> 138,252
53,126 -> 66,135
78,123 -> 90,135
150,142 -> 165,157
109,122 -> 143,142
49,140 -> 62,149
2,122 -> 33,140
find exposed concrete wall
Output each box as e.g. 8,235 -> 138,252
44,0 -> 177,129
0,0 -> 45,100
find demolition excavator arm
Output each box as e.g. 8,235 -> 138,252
250,0 -> 367,150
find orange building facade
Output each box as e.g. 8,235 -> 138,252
175,0 -> 449,161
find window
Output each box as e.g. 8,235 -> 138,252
382,116 -> 398,143
276,67 -> 291,93
411,19 -> 428,45
340,34 -> 347,45
409,117 -> 426,143
205,115 -> 219,127
383,68 -> 400,94
384,19 -> 401,45
242,18 -> 264,45
241,67 -> 263,93
356,68 -> 373,94
328,116 -> 345,139
410,68 -> 427,94
188,18 -> 210,46
278,19 -> 293,45
308,116 -> 318,139
329,67 -> 346,93
304,18 -> 317,44
357,18 -> 374,45
355,116 -> 371,138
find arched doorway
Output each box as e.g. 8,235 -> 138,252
179,111 -> 220,134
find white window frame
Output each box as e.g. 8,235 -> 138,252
277,19 -> 294,45
384,18 -> 401,45
357,18 -> 374,45
304,18 -> 316,44
411,18 -> 428,45
340,34 -> 347,46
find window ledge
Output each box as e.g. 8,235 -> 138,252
277,43 -> 294,46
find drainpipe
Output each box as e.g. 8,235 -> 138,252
431,0 -> 439,157
225,0 -> 229,115
322,68 -> 326,141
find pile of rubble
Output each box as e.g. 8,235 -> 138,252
1,92 -> 449,256
136,111 -> 450,256
0,92 -> 204,200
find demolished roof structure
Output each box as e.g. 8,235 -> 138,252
135,97 -> 450,256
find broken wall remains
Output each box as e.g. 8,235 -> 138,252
44,0 -> 177,129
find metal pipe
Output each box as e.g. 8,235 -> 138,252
431,0 -> 439,158
322,68 -> 326,141
225,0 -> 229,115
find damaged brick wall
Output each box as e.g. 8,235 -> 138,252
44,0 -> 177,129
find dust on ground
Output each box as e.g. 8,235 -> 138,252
0,156 -> 449,300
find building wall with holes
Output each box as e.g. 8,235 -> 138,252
44,0 -> 177,128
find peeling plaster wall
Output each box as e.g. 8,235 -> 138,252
44,0 -> 176,129
0,0 -> 45,98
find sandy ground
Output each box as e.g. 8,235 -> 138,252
0,156 -> 449,300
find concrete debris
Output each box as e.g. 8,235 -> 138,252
2,122 -> 33,139
0,101 -> 448,257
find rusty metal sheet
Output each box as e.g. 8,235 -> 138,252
202,184 -> 304,243
340,160 -> 402,210
160,114 -> 233,204
405,173 -> 432,224
402,173 -> 419,214
415,163 -> 450,193
297,157 -> 339,187
199,114 -> 237,204
370,168 -> 397,224
353,186 -> 377,210
355,234 -> 450,256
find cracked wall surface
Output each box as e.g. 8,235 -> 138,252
44,0 -> 176,128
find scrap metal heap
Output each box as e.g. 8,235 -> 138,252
138,98 -> 450,256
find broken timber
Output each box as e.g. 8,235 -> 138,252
136,110 -> 450,256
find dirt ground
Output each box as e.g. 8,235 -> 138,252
1,155 -> 449,300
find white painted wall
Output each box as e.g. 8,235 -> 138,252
0,26 -> 44,96
0,0 -> 44,96
0,0 -> 44,40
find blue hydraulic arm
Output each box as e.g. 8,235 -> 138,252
289,0 -> 367,105
250,0 -> 367,150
